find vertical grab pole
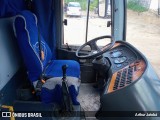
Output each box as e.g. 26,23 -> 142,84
158,0 -> 160,15
85,0 -> 91,43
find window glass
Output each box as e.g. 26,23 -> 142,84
63,0 -> 111,46
63,0 -> 87,46
126,0 -> 160,77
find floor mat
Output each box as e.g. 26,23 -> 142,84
77,83 -> 100,119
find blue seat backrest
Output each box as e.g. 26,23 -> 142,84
14,10 -> 52,82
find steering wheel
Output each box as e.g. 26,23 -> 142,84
76,35 -> 115,59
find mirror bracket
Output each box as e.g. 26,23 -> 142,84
107,21 -> 111,27
63,19 -> 67,26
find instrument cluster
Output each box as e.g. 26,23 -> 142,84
103,44 -> 138,72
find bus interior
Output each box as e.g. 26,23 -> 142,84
0,0 -> 160,120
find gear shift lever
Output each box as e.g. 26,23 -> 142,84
61,65 -> 73,114
62,64 -> 68,80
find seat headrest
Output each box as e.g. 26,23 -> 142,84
17,10 -> 37,25
14,10 -> 38,37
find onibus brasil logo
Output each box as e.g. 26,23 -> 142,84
2,112 -> 42,118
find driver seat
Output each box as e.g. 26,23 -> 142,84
13,10 -> 80,105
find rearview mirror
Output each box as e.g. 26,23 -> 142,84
98,0 -> 111,18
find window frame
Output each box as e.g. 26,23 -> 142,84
61,0 -> 115,50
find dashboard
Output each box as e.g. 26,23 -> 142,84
98,41 -> 160,115
103,41 -> 147,94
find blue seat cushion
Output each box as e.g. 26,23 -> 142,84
41,78 -> 80,105
40,60 -> 80,105
45,60 -> 80,78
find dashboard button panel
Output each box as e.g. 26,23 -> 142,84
107,60 -> 146,93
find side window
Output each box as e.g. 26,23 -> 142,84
126,0 -> 160,77
63,0 -> 112,47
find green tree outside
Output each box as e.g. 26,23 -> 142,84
127,0 -> 148,12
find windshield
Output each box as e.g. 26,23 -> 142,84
63,0 -> 112,46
